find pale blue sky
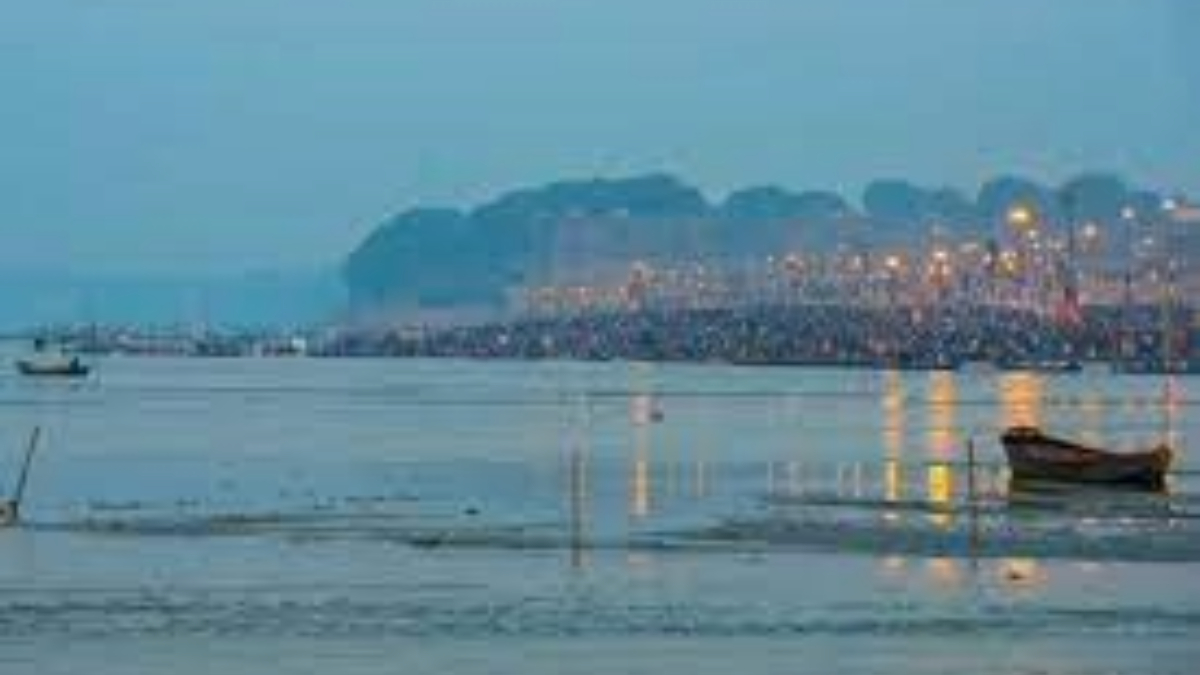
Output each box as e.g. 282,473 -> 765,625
1,0 -> 1196,274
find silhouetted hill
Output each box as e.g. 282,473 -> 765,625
475,173 -> 709,221
720,186 -> 851,222
342,171 -> 1180,317
344,175 -> 717,311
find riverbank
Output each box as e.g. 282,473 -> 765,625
13,302 -> 1197,373
323,303 -> 1196,373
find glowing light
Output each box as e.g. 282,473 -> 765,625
1000,250 -> 1019,273
885,459 -> 902,503
926,463 -> 954,529
927,463 -> 953,505
1008,205 -> 1036,229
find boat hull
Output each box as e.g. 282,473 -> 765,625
15,360 -> 91,378
1001,427 -> 1172,490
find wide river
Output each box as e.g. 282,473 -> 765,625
1,357 -> 1198,674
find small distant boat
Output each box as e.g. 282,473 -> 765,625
14,336 -> 92,378
630,394 -> 665,425
1001,426 -> 1172,490
15,356 -> 91,378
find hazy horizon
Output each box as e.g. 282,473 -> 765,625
3,0 -> 1197,275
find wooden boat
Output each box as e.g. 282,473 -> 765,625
15,356 -> 91,378
1001,426 -> 1172,490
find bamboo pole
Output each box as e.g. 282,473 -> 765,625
2,426 -> 42,526
13,426 -> 42,507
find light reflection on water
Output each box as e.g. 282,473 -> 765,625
3,361 -> 1195,538
999,371 -> 1044,431
630,426 -> 651,520
926,371 -> 958,460
1,358 -> 1199,661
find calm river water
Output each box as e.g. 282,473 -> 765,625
1,357 -> 1198,674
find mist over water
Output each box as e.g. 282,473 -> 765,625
1,357 -> 1197,673
2,0 -> 1197,671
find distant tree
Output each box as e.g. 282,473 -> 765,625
976,175 -> 1059,230
926,187 -> 978,223
1059,173 -> 1130,223
863,179 -> 927,223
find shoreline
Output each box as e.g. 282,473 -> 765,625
11,302 -> 1199,374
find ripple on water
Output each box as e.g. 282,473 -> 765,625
3,587 -> 1200,640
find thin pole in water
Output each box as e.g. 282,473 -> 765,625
2,426 -> 41,526
966,436 -> 977,506
567,394 -> 590,570
569,443 -> 586,570
966,436 -> 980,566
13,426 -> 42,512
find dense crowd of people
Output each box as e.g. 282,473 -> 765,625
323,303 -> 1195,371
